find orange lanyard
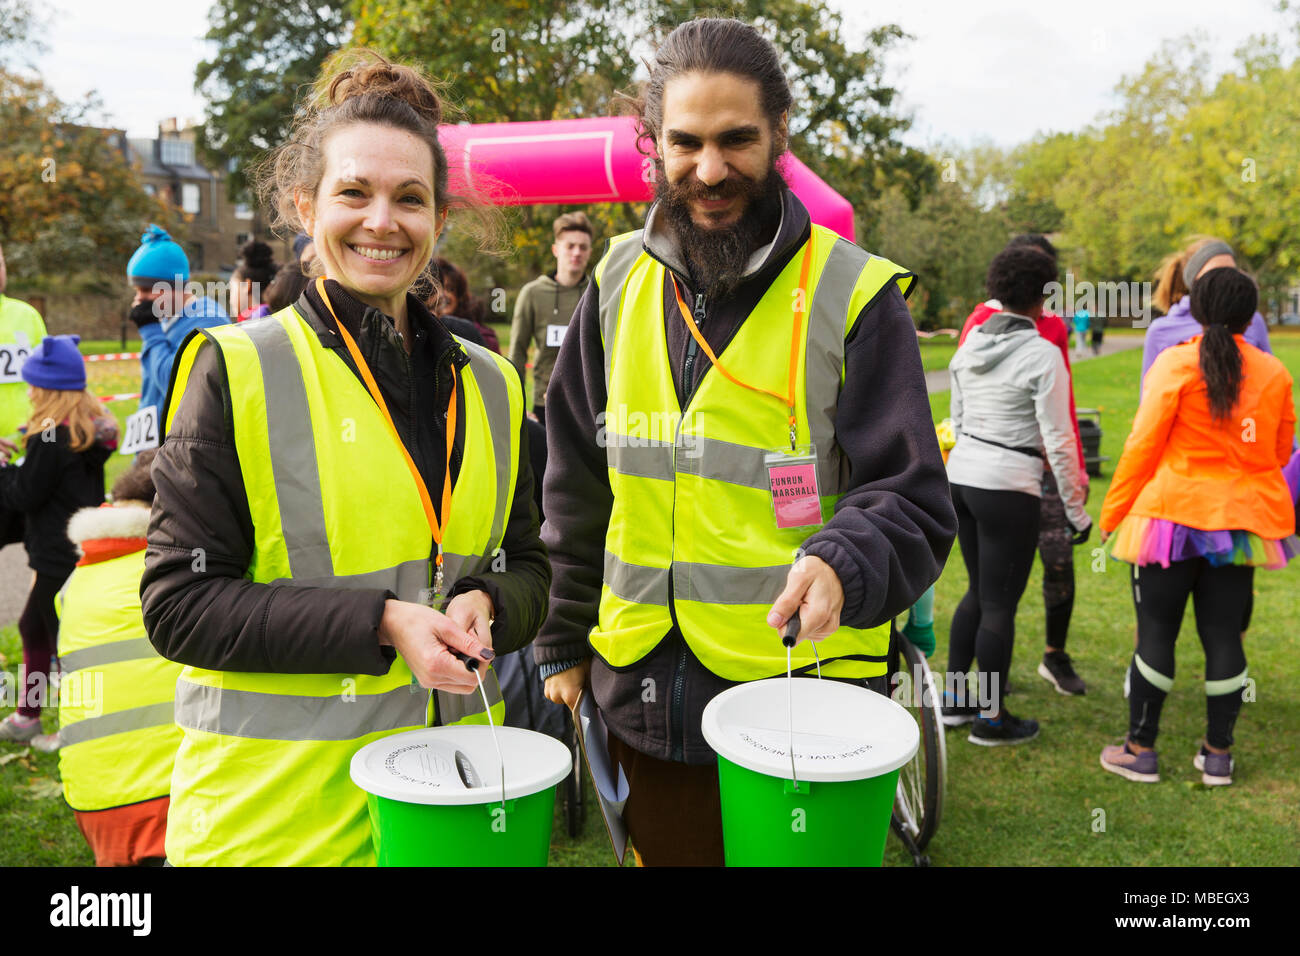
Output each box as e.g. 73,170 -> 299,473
315,278 -> 456,595
671,242 -> 813,451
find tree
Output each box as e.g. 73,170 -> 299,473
1006,32 -> 1300,313
870,149 -> 1011,330
0,0 -> 47,68
0,69 -> 172,287
194,0 -> 351,202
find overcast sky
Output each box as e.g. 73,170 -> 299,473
28,0 -> 1295,148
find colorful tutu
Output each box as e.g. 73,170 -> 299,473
1108,515 -> 1300,570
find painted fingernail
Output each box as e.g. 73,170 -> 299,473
480,648 -> 495,661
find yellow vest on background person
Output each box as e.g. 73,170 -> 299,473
56,506 -> 184,814
161,305 -> 521,866
0,294 -> 47,438
591,224 -> 913,681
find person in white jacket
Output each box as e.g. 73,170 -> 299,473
943,245 -> 1092,746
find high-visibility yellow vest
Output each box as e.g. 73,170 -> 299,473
56,546 -> 184,811
591,225 -> 913,681
161,306 -> 521,866
0,294 -> 47,439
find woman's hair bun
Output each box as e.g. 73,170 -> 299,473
325,49 -> 443,128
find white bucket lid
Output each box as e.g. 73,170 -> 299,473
701,677 -> 919,783
350,726 -> 571,806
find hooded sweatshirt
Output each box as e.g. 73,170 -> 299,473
508,272 -> 587,405
947,312 -> 1090,531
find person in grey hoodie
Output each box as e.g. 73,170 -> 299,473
943,245 -> 1091,746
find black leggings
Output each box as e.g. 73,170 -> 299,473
18,571 -> 65,719
946,484 -> 1041,714
1127,560 -> 1251,749
1038,470 -> 1075,649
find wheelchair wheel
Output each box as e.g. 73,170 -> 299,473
890,635 -> 946,853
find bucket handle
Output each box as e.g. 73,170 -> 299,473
453,649 -> 507,809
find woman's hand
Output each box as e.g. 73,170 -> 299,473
442,589 -> 495,653
1099,528 -> 1111,544
544,659 -> 590,711
378,599 -> 494,694
0,436 -> 16,461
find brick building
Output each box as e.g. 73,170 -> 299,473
126,119 -> 292,274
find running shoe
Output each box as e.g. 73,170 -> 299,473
32,731 -> 62,754
940,691 -> 981,727
1038,650 -> 1087,695
1100,740 -> 1159,783
1194,746 -> 1234,786
0,714 -> 42,743
968,711 -> 1039,746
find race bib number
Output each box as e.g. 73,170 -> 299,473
545,324 -> 568,348
121,405 -> 160,455
0,344 -> 31,384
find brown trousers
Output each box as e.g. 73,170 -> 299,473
607,733 -> 725,867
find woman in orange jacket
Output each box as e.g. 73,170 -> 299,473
1099,268 -> 1296,786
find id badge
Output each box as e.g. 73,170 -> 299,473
765,444 -> 823,530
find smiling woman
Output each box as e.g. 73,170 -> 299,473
138,49 -> 550,866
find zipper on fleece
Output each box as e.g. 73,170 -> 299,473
668,289 -> 706,762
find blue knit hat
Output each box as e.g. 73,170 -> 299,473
127,225 -> 190,284
21,335 -> 86,391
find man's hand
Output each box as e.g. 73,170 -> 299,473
378,599 -> 494,694
544,659 -> 591,711
766,553 -> 844,643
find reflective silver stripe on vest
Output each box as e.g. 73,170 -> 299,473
270,558 -> 431,603
805,239 -> 872,497
604,550 -> 669,606
462,343 -> 514,560
60,638 -> 159,675
674,560 -> 790,605
606,438 -> 675,481
598,233 -> 647,390
241,316 -> 334,580
675,435 -> 771,491
175,680 -> 428,741
60,701 -> 176,747
604,551 -> 789,606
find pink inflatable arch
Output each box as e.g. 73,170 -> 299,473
438,116 -> 855,241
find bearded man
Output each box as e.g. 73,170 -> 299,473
534,17 -> 956,865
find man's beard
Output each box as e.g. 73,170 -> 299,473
657,159 -> 785,301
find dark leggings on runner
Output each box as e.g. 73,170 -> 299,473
1127,559 -> 1251,750
946,484 -> 1042,714
1037,470 -> 1075,650
17,571 -> 66,719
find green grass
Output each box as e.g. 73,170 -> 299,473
904,340 -> 1300,866
918,337 -> 959,372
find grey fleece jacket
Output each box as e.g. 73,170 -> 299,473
947,312 -> 1091,530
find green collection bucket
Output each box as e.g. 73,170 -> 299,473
350,726 -> 571,867
701,677 -> 919,867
